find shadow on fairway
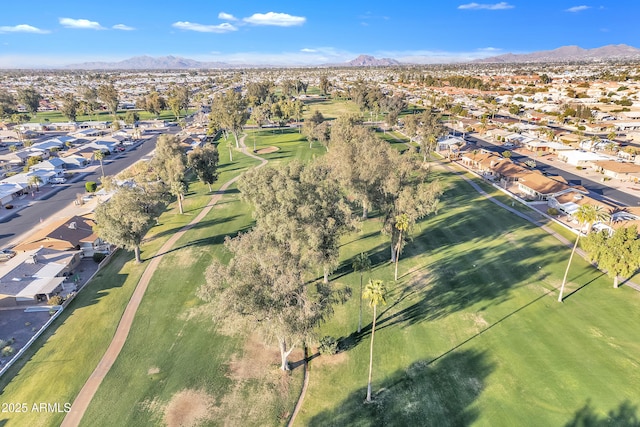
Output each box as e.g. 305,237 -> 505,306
564,399 -> 639,427
307,349 -> 493,427
145,214 -> 244,243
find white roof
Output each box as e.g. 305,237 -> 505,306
16,277 -> 65,298
562,150 -> 608,161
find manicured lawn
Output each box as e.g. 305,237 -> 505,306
295,161 -> 640,426
303,99 -> 360,120
0,144 -> 261,426
27,109 -> 191,124
4,118 -> 640,427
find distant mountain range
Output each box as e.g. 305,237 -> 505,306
65,54 -> 402,70
64,55 -> 242,70
61,45 -> 640,69
473,44 -> 640,63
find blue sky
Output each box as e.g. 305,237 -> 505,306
0,1 -> 638,67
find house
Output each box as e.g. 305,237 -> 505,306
0,248 -> 81,307
85,140 -> 117,154
0,182 -> 25,206
436,135 -> 465,152
593,161 -> 640,183
29,157 -> 66,174
460,151 -> 502,176
60,153 -> 90,168
517,172 -> 571,200
557,150 -> 608,167
491,159 -> 529,182
14,215 -> 107,257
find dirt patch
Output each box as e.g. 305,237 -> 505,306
228,334 -> 282,380
256,146 -> 279,154
163,389 -> 215,427
148,367 -> 160,375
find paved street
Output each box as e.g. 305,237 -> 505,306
466,134 -> 640,207
0,130 -> 173,249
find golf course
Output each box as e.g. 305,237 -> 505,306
0,110 -> 639,427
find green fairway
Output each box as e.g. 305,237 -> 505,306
3,111 -> 640,427
0,143 -> 262,426
27,109 -> 190,124
295,161 -> 640,426
303,99 -> 360,120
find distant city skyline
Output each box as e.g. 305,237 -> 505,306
0,1 -> 638,68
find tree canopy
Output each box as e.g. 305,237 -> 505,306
238,161 -> 353,283
94,185 -> 167,263
199,227 -> 334,370
188,145 -> 219,192
582,225 -> 640,288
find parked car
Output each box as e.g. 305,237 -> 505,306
51,177 -> 67,184
0,249 -> 16,261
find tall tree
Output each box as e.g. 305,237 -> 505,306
28,175 -> 42,192
94,150 -> 105,177
167,84 -> 190,121
0,89 -> 16,118
97,83 -> 119,118
363,279 -> 387,402
17,87 -> 42,115
209,90 -> 248,148
139,91 -> 166,117
239,161 -> 353,284
60,93 -> 79,122
352,252 -> 371,333
582,225 -> 640,288
558,204 -> 609,302
187,145 -> 219,192
94,185 -> 167,263
319,75 -> 330,96
152,134 -> 187,214
394,213 -> 410,281
199,227 -> 333,371
81,86 -> 99,118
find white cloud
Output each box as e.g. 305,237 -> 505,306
59,18 -> 105,30
300,48 -> 317,53
218,12 -> 237,21
566,5 -> 590,12
171,21 -> 237,33
243,12 -> 306,27
458,2 -> 514,10
112,24 -> 135,31
0,24 -> 50,34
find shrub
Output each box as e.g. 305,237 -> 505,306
1,346 -> 14,357
318,336 -> 339,355
85,181 -> 97,193
47,295 -> 63,306
547,208 -> 559,216
93,252 -> 107,263
576,166 -> 584,170
4,204 -> 13,209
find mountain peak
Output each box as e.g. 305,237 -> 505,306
346,55 -> 400,67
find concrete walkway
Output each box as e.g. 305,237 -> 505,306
440,158 -> 640,292
61,136 -> 267,427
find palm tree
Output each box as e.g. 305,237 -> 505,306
363,279 -> 386,402
352,252 -> 371,333
28,175 -> 42,192
94,150 -> 105,177
558,204 -> 609,302
607,130 -> 617,142
394,214 -> 410,281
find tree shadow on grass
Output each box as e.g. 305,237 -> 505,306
565,399 -> 639,427
307,349 -> 493,427
144,214 -> 244,243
